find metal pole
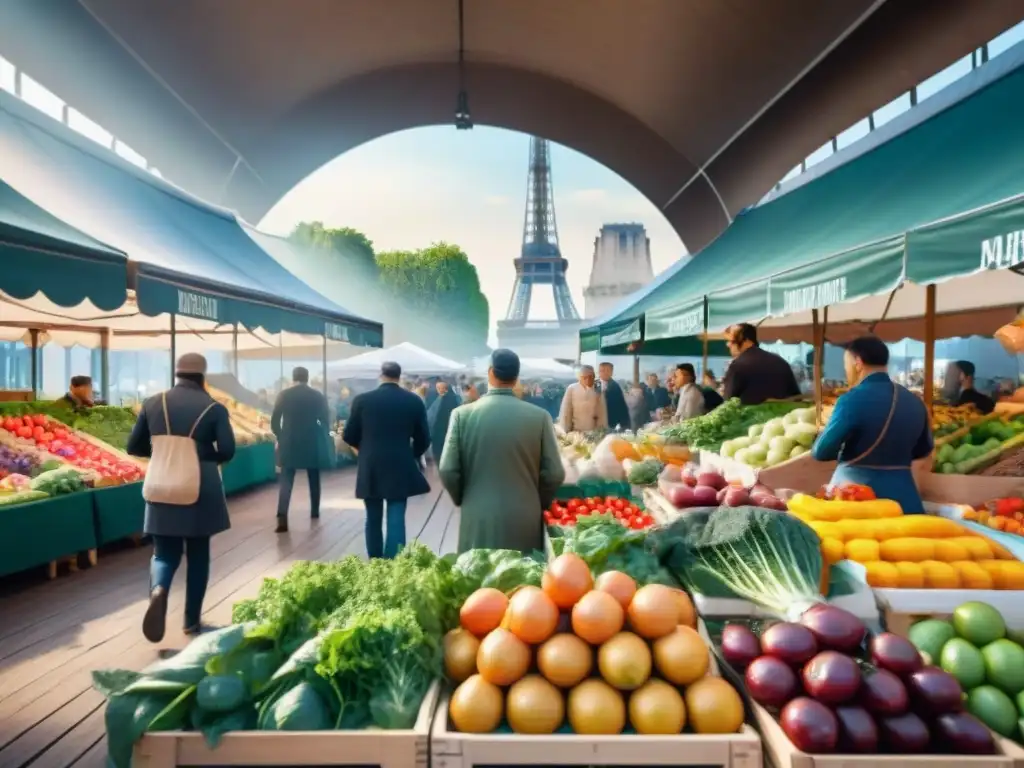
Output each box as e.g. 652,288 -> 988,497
231,324 -> 239,379
279,335 -> 285,389
101,328 -> 111,403
322,335 -> 328,397
923,285 -> 937,418
169,314 -> 177,388
29,329 -> 39,398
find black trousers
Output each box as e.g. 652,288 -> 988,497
277,468 -> 321,519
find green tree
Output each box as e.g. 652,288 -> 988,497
377,242 -> 490,355
288,221 -> 378,278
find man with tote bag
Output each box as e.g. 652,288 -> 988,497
128,353 -> 236,642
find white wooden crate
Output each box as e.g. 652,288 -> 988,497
132,680 -> 440,768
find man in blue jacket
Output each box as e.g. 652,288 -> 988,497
598,362 -> 631,431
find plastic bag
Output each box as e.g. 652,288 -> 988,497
591,435 -> 627,481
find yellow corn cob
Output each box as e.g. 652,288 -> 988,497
808,521 -> 845,542
933,540 -> 971,563
946,536 -> 994,560
894,561 -> 925,588
787,494 -> 903,521
952,561 -> 994,589
821,537 -> 845,564
977,560 -> 1024,589
883,515 -> 971,539
864,561 -> 900,588
844,539 -> 880,563
879,538 -> 936,563
921,560 -> 960,589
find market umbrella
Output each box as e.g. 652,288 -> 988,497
328,342 -> 465,379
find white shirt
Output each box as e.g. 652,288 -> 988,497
559,383 -> 608,432
675,382 -> 705,421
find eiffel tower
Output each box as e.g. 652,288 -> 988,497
496,136 -> 584,359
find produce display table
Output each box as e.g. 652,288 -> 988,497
92,482 -> 145,545
555,480 -> 633,501
0,492 -> 97,578
221,442 -> 277,496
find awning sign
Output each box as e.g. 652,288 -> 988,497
176,289 -> 220,322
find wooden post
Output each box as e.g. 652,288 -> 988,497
632,354 -> 640,387
29,329 -> 39,399
169,314 -> 177,388
101,328 -> 111,403
812,309 -> 823,428
923,284 -> 937,417
279,335 -> 285,389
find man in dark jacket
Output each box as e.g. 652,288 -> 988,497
722,323 -> 801,405
427,380 -> 459,464
272,367 -> 332,533
598,362 -> 631,430
343,361 -> 431,559
128,353 -> 236,642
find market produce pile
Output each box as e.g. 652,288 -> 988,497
92,545 -> 544,768
445,554 -> 745,735
655,465 -> 787,511
548,513 -> 677,587
964,497 -> 1024,539
658,399 -> 807,455
934,414 -> 1024,475
0,401 -> 137,451
545,496 -> 654,531
908,601 -> 1024,742
791,492 -> 1024,590
932,404 -> 985,438
558,432 -> 687,485
718,608 -> 1001,755
206,387 -> 274,445
719,407 -> 819,468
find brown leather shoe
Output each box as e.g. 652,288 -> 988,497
142,586 -> 168,643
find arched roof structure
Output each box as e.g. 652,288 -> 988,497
1,0 -> 1020,251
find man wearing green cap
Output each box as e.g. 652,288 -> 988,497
439,349 -> 564,553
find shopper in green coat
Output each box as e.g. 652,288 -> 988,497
439,349 -> 565,554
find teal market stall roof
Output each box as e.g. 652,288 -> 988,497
582,50 -> 1024,349
0,92 -> 382,347
0,179 -> 126,311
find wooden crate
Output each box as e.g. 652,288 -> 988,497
132,680 -> 440,768
433,621 -> 762,768
431,692 -> 761,768
995,735 -> 1024,768
749,692 -> 1013,768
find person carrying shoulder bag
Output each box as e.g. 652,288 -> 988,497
128,353 -> 236,642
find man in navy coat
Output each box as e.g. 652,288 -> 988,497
598,362 -> 631,431
343,361 -> 431,558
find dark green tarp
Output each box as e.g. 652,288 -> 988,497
0,92 -> 382,346
582,58 -> 1024,347
0,180 -> 126,310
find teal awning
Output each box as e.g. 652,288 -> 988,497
0,92 -> 382,346
0,180 -> 126,310
584,55 -> 1024,346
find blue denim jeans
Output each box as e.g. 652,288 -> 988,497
363,499 -> 408,559
150,535 -> 211,628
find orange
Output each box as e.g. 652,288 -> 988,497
684,677 -> 744,734
543,554 -> 594,609
572,590 -> 625,644
652,625 -> 709,685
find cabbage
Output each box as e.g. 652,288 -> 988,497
731,436 -> 753,450
795,408 -> 816,425
745,445 -> 768,463
790,445 -> 808,458
734,448 -> 750,464
720,439 -> 738,458
761,419 -> 786,439
748,423 -> 764,438
765,448 -> 789,466
782,410 -> 801,426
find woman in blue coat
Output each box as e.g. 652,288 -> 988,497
811,336 -> 933,513
127,353 -> 236,642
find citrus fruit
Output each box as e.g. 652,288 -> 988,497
966,685 -> 1018,737
982,639 -> 1024,695
685,677 -> 744,734
629,679 -> 686,734
598,632 -> 652,690
594,571 -> 637,609
572,589 -> 625,644
504,586 -> 559,644
940,637 -> 986,689
671,589 -> 697,629
567,678 -> 626,734
444,628 -> 480,682
449,674 -> 503,733
543,554 -> 594,609
537,633 -> 593,688
627,584 -> 679,639
460,588 -> 509,638
477,628 -> 531,686
908,618 -> 955,662
652,625 -> 709,685
506,675 -> 565,734
954,602 -> 1006,647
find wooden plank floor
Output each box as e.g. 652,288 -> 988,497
0,467 -> 459,768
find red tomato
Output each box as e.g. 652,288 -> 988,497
591,505 -> 605,515
566,499 -> 580,511
612,499 -> 625,511
32,414 -> 46,426
576,506 -> 589,516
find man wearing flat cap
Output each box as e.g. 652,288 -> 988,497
439,349 -> 564,553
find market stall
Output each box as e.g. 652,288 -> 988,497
328,342 -> 465,379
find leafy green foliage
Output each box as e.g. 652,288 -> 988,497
659,399 -> 804,452
549,515 -> 678,586
289,221 -> 379,280
651,506 -> 822,619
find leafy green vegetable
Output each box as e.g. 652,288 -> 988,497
550,515 -> 677,586
652,505 -> 822,619
29,467 -> 85,496
197,675 -> 248,713
627,458 -> 663,485
260,681 -> 334,731
451,548 -> 545,593
659,399 -> 804,452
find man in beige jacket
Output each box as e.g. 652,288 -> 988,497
558,365 -> 608,433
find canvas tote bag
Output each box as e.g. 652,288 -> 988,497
142,392 -> 217,505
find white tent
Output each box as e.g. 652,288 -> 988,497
329,342 -> 465,379
471,356 -> 576,379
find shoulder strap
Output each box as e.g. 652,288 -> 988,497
160,392 -> 171,436
188,402 -> 218,438
845,384 -> 900,467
